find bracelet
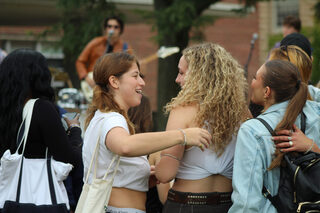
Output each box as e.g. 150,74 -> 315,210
69,123 -> 81,130
304,140 -> 315,154
178,128 -> 187,146
160,153 -> 181,161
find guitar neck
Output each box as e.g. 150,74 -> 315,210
140,53 -> 158,65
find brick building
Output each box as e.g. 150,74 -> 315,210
0,0 -> 317,110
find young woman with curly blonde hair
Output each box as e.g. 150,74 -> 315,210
155,42 -> 248,213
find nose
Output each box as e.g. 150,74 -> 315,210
139,76 -> 145,87
175,75 -> 180,84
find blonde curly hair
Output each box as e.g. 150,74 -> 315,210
165,42 -> 247,155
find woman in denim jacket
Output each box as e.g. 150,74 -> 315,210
229,60 -> 320,213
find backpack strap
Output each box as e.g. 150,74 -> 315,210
300,111 -> 306,134
262,186 -> 278,206
256,111 -> 306,206
255,117 -> 279,207
255,118 -> 274,135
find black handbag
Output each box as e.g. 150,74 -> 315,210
256,113 -> 320,213
2,157 -> 68,213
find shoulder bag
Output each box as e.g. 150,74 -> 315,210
0,99 -> 72,212
75,124 -> 120,213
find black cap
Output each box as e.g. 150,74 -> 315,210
280,33 -> 312,59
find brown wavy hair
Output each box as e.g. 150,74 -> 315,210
165,42 -> 247,156
85,52 -> 139,134
128,95 -> 153,133
263,60 -> 308,170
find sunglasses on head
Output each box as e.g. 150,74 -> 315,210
280,45 -> 291,62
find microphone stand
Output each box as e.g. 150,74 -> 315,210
106,31 -> 114,53
244,39 -> 256,79
245,34 -> 263,118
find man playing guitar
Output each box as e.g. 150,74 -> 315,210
76,16 -> 132,90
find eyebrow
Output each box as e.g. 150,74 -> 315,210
132,70 -> 140,75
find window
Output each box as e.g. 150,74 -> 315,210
272,0 -> 299,33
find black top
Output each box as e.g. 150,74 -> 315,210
146,186 -> 163,213
16,99 -> 82,166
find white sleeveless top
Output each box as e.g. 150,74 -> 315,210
176,135 -> 236,180
83,111 -> 150,191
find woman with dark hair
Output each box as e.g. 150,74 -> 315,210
268,45 -> 320,154
128,95 -> 170,213
229,60 -> 320,213
83,52 -> 211,213
0,49 -> 82,163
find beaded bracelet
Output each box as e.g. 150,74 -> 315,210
178,128 -> 187,146
304,140 -> 315,154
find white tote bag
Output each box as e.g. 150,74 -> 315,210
75,128 -> 120,213
0,99 -> 73,209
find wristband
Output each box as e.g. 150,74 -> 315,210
69,123 -> 80,130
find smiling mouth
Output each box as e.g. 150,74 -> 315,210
136,89 -> 143,94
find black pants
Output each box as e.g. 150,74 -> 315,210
162,200 -> 232,213
162,190 -> 232,213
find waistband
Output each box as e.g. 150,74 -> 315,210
106,205 -> 146,213
167,189 -> 232,205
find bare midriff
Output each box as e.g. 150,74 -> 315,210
172,174 -> 232,193
108,187 -> 146,211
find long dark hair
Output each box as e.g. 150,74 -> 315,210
0,49 -> 55,157
263,60 -> 308,169
128,95 -> 153,133
85,52 -> 139,134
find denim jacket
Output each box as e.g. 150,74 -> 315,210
229,100 -> 320,213
308,85 -> 320,102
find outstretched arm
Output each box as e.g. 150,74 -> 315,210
105,121 -> 211,157
155,105 -> 198,183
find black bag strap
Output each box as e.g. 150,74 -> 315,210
15,156 -> 57,205
256,111 -> 306,206
256,111 -> 306,135
301,111 -> 306,134
255,118 -> 274,135
47,157 -> 58,205
255,117 -> 277,206
15,157 -> 24,202
262,186 -> 278,207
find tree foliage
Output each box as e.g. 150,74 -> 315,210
311,0 -> 320,84
151,0 -> 218,130
56,0 -> 118,88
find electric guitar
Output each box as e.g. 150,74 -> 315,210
81,46 -> 180,102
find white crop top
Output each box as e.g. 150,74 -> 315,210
176,135 -> 236,180
83,111 -> 150,192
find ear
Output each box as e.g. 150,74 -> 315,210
264,86 -> 271,98
108,75 -> 119,89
